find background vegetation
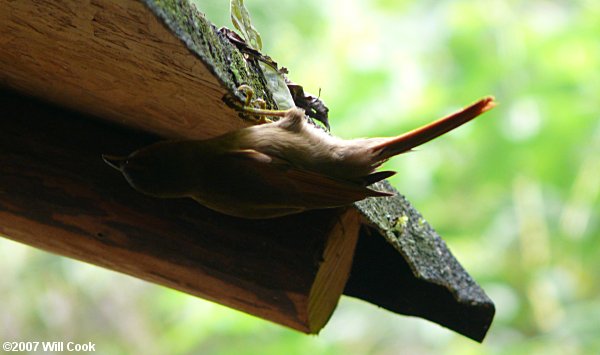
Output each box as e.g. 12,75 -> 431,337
1,0 -> 598,353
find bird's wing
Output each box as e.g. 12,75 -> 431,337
226,149 -> 392,208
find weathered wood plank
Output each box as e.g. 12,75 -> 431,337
0,0 -> 495,341
0,89 -> 357,333
0,0 -> 259,139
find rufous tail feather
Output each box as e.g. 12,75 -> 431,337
373,96 -> 496,159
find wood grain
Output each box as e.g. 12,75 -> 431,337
0,0 -> 248,139
0,89 -> 359,333
0,0 -> 496,340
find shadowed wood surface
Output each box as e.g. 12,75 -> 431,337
0,90 -> 358,333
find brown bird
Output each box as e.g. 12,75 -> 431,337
104,96 -> 495,218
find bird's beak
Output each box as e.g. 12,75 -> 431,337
102,154 -> 127,171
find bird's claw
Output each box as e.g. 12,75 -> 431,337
237,84 -> 255,107
234,84 -> 293,124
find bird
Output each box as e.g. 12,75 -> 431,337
103,95 -> 496,219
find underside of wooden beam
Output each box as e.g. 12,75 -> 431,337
346,223 -> 495,342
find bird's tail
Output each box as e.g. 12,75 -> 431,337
371,96 -> 496,160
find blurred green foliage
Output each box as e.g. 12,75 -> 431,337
1,0 -> 598,354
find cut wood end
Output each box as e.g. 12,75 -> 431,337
306,208 -> 362,334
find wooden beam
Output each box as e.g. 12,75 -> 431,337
0,0 -> 495,341
0,0 -> 259,139
0,89 -> 358,333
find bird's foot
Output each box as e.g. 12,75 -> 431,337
234,84 -> 292,124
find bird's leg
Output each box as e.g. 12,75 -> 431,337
250,97 -> 272,124
235,84 -> 294,124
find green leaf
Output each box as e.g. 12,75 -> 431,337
230,0 -> 263,51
